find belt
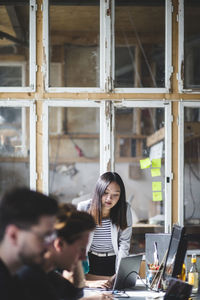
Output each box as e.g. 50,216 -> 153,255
89,251 -> 116,257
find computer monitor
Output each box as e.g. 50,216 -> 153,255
162,224 -> 187,281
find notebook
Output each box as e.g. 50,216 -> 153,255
112,253 -> 143,291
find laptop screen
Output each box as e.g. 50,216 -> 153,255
113,254 -> 143,291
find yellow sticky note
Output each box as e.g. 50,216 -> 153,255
152,158 -> 161,168
140,158 -> 151,169
153,192 -> 163,202
151,168 -> 161,177
152,182 -> 162,191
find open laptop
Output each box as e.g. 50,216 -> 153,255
84,253 -> 143,298
112,253 -> 143,291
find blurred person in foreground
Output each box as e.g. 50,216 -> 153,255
0,187 -> 58,300
17,203 -> 113,300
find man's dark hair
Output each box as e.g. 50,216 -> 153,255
55,203 -> 96,244
0,187 -> 58,242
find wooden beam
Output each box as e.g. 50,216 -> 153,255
146,127 -> 165,147
6,6 -> 26,43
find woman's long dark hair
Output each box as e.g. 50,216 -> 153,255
89,172 -> 127,230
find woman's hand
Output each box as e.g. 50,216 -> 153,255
101,274 -> 116,289
85,273 -> 116,289
85,280 -> 110,288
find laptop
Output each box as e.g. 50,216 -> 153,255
112,253 -> 143,291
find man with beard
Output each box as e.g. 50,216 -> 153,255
0,187 -> 58,300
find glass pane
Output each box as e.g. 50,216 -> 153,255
115,0 -> 165,88
49,107 -> 100,202
184,1 -> 200,89
115,107 -> 165,253
184,107 -> 200,249
0,1 -> 29,87
49,1 -> 100,88
0,107 -> 29,196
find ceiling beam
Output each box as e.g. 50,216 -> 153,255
6,6 -> 25,42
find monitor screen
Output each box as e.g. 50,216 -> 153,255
163,224 -> 187,281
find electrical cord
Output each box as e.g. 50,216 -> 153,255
115,270 -> 160,294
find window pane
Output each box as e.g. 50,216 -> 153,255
0,1 -> 29,87
49,107 -> 100,202
0,107 -> 29,196
184,107 -> 200,249
115,107 -> 165,253
184,1 -> 200,89
49,1 -> 100,88
115,0 -> 165,88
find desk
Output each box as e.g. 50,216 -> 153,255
84,279 -> 200,300
84,280 -> 165,299
84,288 -> 165,299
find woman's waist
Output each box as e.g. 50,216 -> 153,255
89,250 -> 116,257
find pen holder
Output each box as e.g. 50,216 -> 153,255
146,269 -> 161,290
146,269 -> 158,287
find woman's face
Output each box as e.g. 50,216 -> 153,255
101,181 -> 121,211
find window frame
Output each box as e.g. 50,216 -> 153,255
43,0 -> 106,93
43,0 -> 172,93
178,0 -> 200,93
112,0 -> 173,93
0,0 -> 36,92
178,100 -> 200,226
0,99 -> 36,189
113,100 -> 172,232
42,99 -> 103,194
43,99 -> 172,232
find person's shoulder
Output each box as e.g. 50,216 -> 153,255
0,259 -> 13,291
77,199 -> 91,211
48,271 -> 83,299
126,202 -> 131,210
17,265 -> 45,281
0,259 -> 11,278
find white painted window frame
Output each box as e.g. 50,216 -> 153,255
42,99 -> 104,194
0,0 -> 36,92
43,99 -> 172,232
178,0 -> 200,93
112,0 -> 173,94
113,100 -> 172,233
43,0 -> 106,93
43,0 -> 172,93
0,100 -> 36,190
100,101 -> 115,173
178,101 -> 200,226
178,0 -> 184,93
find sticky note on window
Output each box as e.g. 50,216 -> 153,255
152,158 -> 161,168
140,158 -> 151,169
151,168 -> 161,177
152,182 -> 162,191
153,192 -> 163,202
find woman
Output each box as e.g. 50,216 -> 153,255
77,172 -> 133,277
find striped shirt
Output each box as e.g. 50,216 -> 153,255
90,218 -> 114,253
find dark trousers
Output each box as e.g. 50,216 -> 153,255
88,252 -> 116,276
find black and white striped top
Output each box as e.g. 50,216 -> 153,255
90,218 -> 114,253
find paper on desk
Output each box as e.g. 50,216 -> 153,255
124,290 -> 165,299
